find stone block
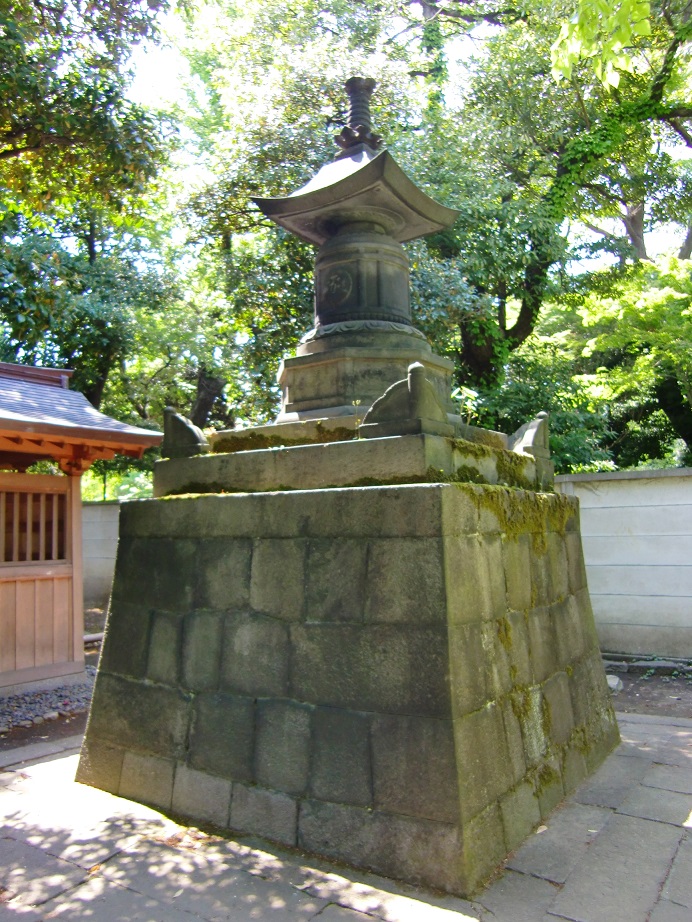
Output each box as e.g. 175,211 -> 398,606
99,601 -> 152,680
542,671 -> 574,746
482,619 -> 513,700
311,708 -> 372,806
256,699 -> 312,795
535,756 -> 565,819
250,538 -> 306,620
511,684 -> 549,769
527,607 -> 558,684
552,596 -> 586,668
146,610 -> 182,686
75,737 -> 124,794
189,692 -> 255,781
529,550 -> 552,609
460,802 -> 507,895
500,698 -> 527,787
447,621 -> 489,717
575,586 -> 601,654
439,484 -> 479,537
546,532 -> 569,602
290,623 -> 451,717
444,535 -> 506,624
87,674 -> 190,759
561,744 -> 589,795
305,539 -> 368,622
111,536 -> 195,611
221,612 -> 289,697
565,531 -> 588,594
507,610 -> 532,686
454,702 -> 512,821
119,751 -> 175,810
181,610 -> 223,691
230,783 -> 298,846
569,652 -> 613,728
503,534 -> 532,612
364,538 -> 445,623
171,763 -> 232,828
500,780 -> 541,853
371,714 -> 459,823
193,538 -> 252,609
299,799 -> 464,894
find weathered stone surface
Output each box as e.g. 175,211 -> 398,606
364,538 -> 445,623
536,756 -> 565,819
256,699 -> 312,795
231,783 -> 298,846
444,535 -> 505,624
188,692 -> 254,781
75,737 -> 124,794
88,674 -> 190,759
500,698 -> 527,787
447,622 -> 489,717
546,532 -> 569,602
299,799 -> 464,894
311,708 -> 372,806
454,703 -> 512,822
250,538 -> 306,620
460,802 -> 507,894
290,623 -> 450,717
526,607 -> 557,684
119,752 -> 175,810
99,601 -> 152,680
371,714 -> 459,823
500,782 -> 541,853
221,612 -> 289,697
171,763 -> 232,828
146,610 -> 182,685
503,534 -> 532,612
305,539 -> 368,622
561,744 -> 589,795
82,481 -> 618,899
193,539 -> 252,610
565,530 -> 588,594
181,610 -> 223,691
506,610 -> 532,686
542,671 -> 574,746
112,537 -> 195,611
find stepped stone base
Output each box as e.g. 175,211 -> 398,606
78,482 -> 618,895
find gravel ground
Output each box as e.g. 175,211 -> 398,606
0,664 -> 96,733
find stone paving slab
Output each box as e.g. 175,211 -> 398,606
0,713 -> 690,922
548,814 -> 684,922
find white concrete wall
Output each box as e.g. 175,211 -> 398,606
82,501 -> 120,610
556,468 -> 692,659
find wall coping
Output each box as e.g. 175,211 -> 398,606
556,467 -> 692,485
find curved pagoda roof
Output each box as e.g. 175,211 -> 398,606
253,146 -> 459,247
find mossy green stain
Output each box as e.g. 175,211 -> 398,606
212,426 -> 356,454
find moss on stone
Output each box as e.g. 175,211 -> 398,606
496,450 -> 533,491
212,426 -> 356,455
453,483 -> 575,554
497,617 -> 512,652
451,438 -> 493,461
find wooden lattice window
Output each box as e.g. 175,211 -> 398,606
0,489 -> 67,563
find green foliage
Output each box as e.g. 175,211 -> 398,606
551,0 -> 652,86
0,0 -> 169,220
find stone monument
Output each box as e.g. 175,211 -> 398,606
78,77 -> 619,896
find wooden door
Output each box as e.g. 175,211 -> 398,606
0,472 -> 84,688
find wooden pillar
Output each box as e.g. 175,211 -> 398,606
68,474 -> 85,668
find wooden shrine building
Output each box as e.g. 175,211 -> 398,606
0,363 -> 161,691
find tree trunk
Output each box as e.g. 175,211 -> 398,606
189,367 -> 226,428
654,370 -> 692,449
678,221 -> 692,260
621,203 -> 648,260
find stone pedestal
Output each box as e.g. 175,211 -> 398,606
78,481 -> 618,895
